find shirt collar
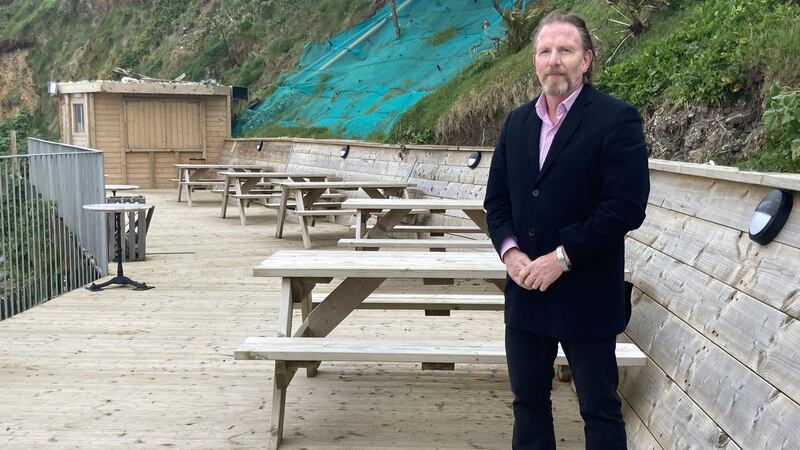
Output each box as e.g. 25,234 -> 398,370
535,83 -> 584,125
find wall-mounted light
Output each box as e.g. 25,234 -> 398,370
339,144 -> 350,158
466,151 -> 481,169
749,189 -> 793,245
255,141 -> 264,152
47,81 -> 58,96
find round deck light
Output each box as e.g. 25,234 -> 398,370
749,189 -> 793,245
467,151 -> 481,169
339,145 -> 350,158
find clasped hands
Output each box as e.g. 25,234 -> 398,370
503,247 -> 564,291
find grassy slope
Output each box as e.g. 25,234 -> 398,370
2,0 -> 798,170
0,0 -> 374,141
388,0 -> 800,171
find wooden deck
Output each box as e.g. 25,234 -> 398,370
0,189 -> 586,449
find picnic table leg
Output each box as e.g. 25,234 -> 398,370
269,360 -> 288,450
236,178 -> 248,226
294,188 -> 325,249
293,190 -> 312,249
294,277 -> 385,338
464,209 -> 489,235
363,208 -> 411,240
177,168 -> 184,202
275,188 -> 289,238
355,210 -> 364,239
278,278 -> 295,337
290,278 -> 320,377
362,187 -> 386,199
220,175 -> 231,218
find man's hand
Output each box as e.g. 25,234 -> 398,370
503,248 -> 533,290
518,250 -> 564,292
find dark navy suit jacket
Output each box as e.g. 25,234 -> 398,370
483,84 -> 650,339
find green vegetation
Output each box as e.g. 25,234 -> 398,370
0,109 -> 36,156
1,87 -> 21,109
244,124 -> 337,140
389,52 -> 533,144
0,0 -> 375,136
385,0 -> 799,171
1,0 -> 798,170
427,26 -> 460,47
115,0 -> 194,70
740,86 -> 800,172
597,0 -> 796,109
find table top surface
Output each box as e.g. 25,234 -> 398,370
275,181 -> 414,189
174,164 -> 271,169
105,184 -> 139,190
217,171 -> 330,178
343,198 -> 484,210
83,203 -> 154,212
254,250 -> 505,279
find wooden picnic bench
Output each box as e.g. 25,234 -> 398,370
341,198 -> 489,251
236,250 -> 646,449
337,237 -> 494,250
217,171 -> 330,225
272,181 -> 414,249
175,163 -> 271,206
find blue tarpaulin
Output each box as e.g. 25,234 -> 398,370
234,0 -> 517,138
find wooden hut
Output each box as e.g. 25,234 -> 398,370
54,80 -> 231,188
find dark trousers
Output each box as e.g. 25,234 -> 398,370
505,325 -> 626,450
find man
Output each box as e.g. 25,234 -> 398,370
483,11 -> 650,450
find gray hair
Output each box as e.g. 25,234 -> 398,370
531,10 -> 595,84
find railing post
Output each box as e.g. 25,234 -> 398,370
10,130 -> 18,175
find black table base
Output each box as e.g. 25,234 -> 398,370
87,275 -> 153,291
87,211 -> 154,292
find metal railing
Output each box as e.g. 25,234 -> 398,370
0,138 -> 106,320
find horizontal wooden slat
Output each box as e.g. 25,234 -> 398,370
630,204 -> 800,317
649,171 -> 800,248
343,198 -> 484,210
234,337 -> 647,366
305,293 -> 504,311
253,250 -> 507,279
626,238 -> 800,405
626,289 -> 800,449
618,362 -> 739,449
337,238 -> 493,249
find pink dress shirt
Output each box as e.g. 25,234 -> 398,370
499,85 -> 584,261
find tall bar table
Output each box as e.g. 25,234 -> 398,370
83,203 -> 155,291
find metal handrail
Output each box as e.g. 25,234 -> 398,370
0,138 -> 106,320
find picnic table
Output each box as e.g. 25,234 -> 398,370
341,198 -> 489,250
273,181 -> 414,249
174,163 -> 271,206
217,171 -> 330,225
236,250 -> 646,449
104,184 -> 139,197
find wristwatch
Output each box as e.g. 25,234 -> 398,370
556,245 -> 571,272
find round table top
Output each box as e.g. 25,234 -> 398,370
83,203 -> 154,212
105,184 -> 140,191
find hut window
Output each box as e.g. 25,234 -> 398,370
72,103 -> 85,134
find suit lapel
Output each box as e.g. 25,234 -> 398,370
535,85 -> 594,185
524,99 -> 542,179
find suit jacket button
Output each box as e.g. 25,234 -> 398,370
528,228 -> 536,237
531,189 -> 540,197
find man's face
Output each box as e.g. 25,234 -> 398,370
533,22 -> 592,99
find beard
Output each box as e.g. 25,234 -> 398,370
542,73 -> 572,97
